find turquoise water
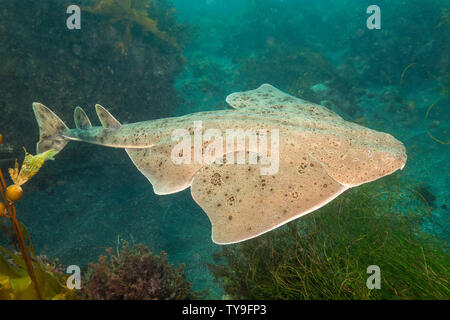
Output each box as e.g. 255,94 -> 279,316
0,0 -> 448,299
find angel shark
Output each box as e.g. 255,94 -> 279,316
32,84 -> 407,244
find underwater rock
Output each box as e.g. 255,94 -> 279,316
0,0 -> 185,148
415,184 -> 437,207
311,83 -> 329,94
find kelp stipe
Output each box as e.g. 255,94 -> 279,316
0,133 -> 74,300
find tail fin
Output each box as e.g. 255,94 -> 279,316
32,102 -> 69,154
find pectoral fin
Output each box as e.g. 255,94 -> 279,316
125,137 -> 203,195
190,152 -> 348,244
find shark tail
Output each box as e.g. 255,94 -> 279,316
32,102 -> 69,154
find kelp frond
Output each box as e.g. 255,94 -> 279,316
84,0 -> 179,49
8,149 -> 57,187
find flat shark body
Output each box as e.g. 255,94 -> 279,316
32,84 -> 407,244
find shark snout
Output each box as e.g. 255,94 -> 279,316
386,134 -> 407,170
381,138 -> 407,171
387,151 -> 407,170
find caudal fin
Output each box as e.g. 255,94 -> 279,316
32,102 -> 69,154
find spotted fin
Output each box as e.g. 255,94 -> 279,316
226,83 -> 309,109
125,136 -> 203,195
226,84 -> 342,121
190,151 -> 347,244
95,104 -> 121,129
74,107 -> 92,129
32,102 -> 69,154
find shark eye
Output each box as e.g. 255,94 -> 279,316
366,149 -> 374,158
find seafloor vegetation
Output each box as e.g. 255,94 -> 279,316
0,238 -> 199,300
80,241 -> 198,299
208,175 -> 449,299
0,135 -> 74,299
0,136 -> 198,300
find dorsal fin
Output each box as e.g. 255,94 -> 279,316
226,83 -> 309,109
74,107 -> 92,129
226,84 -> 343,121
95,104 -> 121,128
